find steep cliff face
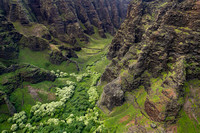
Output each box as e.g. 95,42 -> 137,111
0,15 -> 22,60
0,0 -> 131,66
0,0 -> 131,44
100,0 -> 200,131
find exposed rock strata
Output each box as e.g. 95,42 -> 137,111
0,0 -> 131,43
99,0 -> 200,128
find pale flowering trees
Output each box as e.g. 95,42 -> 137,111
87,87 -> 99,105
56,85 -> 75,101
76,107 -> 100,125
10,124 -> 18,131
66,114 -> 74,124
30,101 -> 65,117
46,118 -> 61,125
6,68 -> 104,132
8,111 -> 27,131
30,80 -> 76,118
51,70 -> 68,78
70,73 -> 90,82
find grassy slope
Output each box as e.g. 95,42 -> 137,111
101,88 -> 153,133
18,47 -> 78,73
74,33 -> 113,72
177,80 -> 200,133
101,78 -> 200,133
13,22 -> 49,38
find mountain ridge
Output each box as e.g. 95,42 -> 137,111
99,0 -> 200,132
0,0 -> 131,44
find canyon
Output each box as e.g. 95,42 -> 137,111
0,0 -> 200,133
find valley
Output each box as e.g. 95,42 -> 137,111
0,24 -> 113,132
0,0 -> 200,133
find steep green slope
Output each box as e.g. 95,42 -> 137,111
98,0 -> 200,132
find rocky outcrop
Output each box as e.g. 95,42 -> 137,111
49,48 -> 78,65
100,0 -> 200,129
49,50 -> 66,65
0,0 -> 131,44
0,64 -> 56,115
19,65 -> 56,83
1,64 -> 56,94
100,78 -> 124,110
0,15 -> 22,60
20,36 -> 49,51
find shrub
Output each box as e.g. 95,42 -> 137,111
66,114 -> 74,124
1,130 -> 8,133
11,124 -> 18,131
19,123 -> 25,129
46,118 -> 60,125
51,69 -> 68,78
56,85 -> 75,101
87,87 -> 99,104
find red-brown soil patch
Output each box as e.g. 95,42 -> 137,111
166,125 -> 177,133
126,119 -> 135,127
28,85 -> 56,102
120,115 -> 130,123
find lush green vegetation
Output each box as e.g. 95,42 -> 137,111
177,110 -> 200,133
18,48 -> 78,73
0,30 -> 113,132
1,21 -> 200,133
177,80 -> 200,133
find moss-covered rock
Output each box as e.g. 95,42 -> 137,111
100,0 -> 200,131
0,64 -> 56,94
19,36 -> 49,51
49,50 -> 66,65
0,15 -> 22,60
99,78 -> 124,110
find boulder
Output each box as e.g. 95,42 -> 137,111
99,78 -> 124,110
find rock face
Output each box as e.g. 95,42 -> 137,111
0,0 -> 131,65
0,0 -> 131,66
100,0 -> 200,128
0,0 -> 131,43
0,15 -> 22,60
20,36 -> 49,51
